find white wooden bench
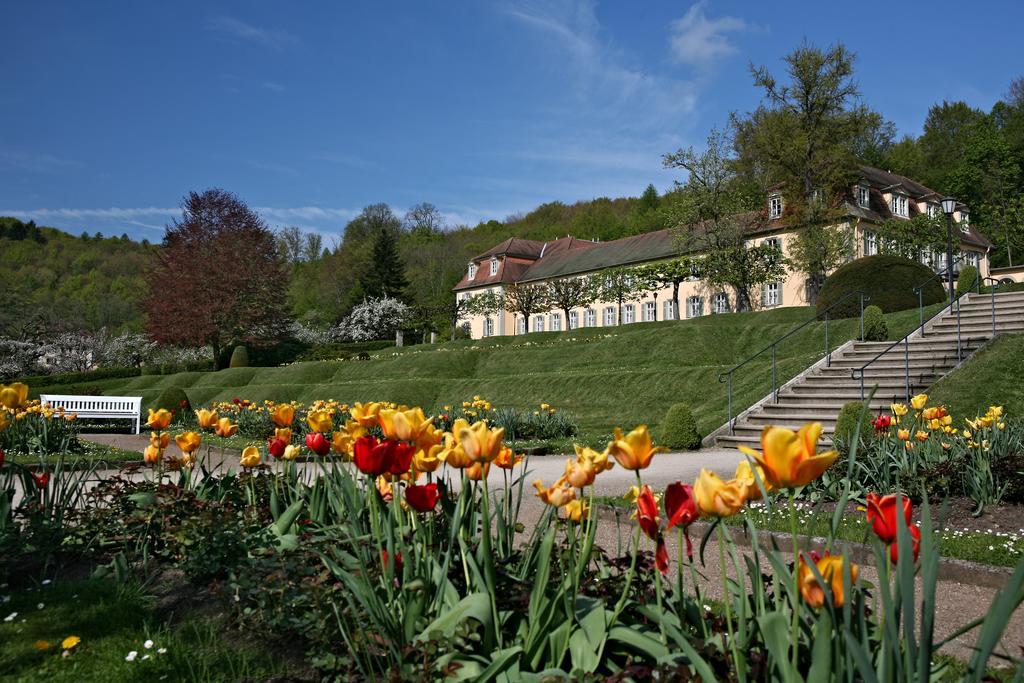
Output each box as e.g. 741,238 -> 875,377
40,394 -> 144,434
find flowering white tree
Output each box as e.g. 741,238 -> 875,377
0,339 -> 41,379
344,296 -> 409,342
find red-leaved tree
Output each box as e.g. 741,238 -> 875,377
144,189 -> 291,365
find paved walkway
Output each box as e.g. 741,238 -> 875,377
75,433 -> 1023,662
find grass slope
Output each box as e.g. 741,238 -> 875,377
30,305 -> 937,437
929,333 -> 1024,418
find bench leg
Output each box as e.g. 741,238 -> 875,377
134,417 -> 140,435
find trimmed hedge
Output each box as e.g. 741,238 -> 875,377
957,264 -> 979,297
296,340 -> 395,362
17,366 -> 141,387
152,386 -> 191,414
658,402 -> 701,450
834,401 -> 873,444
229,345 -> 250,368
862,305 -> 888,341
816,255 -> 943,318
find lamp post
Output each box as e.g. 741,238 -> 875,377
941,197 -> 958,304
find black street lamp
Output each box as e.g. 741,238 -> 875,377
941,197 -> 958,304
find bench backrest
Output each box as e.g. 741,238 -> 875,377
40,394 -> 142,414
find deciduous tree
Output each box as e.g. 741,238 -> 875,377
503,282 -> 551,332
545,277 -> 595,327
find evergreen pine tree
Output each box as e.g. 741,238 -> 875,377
361,228 -> 409,299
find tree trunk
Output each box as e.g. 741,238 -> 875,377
211,340 -> 221,369
672,281 -> 681,320
563,307 -> 572,330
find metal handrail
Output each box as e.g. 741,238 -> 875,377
851,281 -> 1000,400
718,290 -> 868,434
913,255 -> 968,332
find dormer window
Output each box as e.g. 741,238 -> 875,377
857,183 -> 870,208
467,262 -> 478,279
489,257 -> 499,276
768,193 -> 783,219
960,211 -> 970,233
890,193 -> 908,217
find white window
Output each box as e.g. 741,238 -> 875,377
584,309 -> 596,327
483,318 -> 494,337
863,230 -> 877,256
489,257 -> 499,276
533,315 -> 544,332
764,237 -> 783,255
960,212 -> 970,232
624,304 -> 636,324
763,282 -> 781,307
712,292 -> 729,314
603,306 -> 616,326
927,203 -> 939,218
644,301 -> 656,322
468,262 -> 478,279
516,317 -> 526,334
569,311 -> 579,329
891,193 -> 908,217
768,193 -> 783,219
550,313 -> 561,331
687,296 -> 704,318
663,300 -> 677,320
857,184 -> 870,208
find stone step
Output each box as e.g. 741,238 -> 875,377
943,303 -> 1024,317
927,321 -> 1024,334
769,396 -> 899,410
821,358 -> 956,371
745,413 -> 838,428
784,384 -> 926,398
715,433 -> 835,450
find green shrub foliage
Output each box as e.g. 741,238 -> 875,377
229,345 -> 250,368
816,255 -> 943,318
833,401 -> 873,445
658,402 -> 701,450
862,305 -> 888,341
957,264 -> 979,298
153,386 -> 191,415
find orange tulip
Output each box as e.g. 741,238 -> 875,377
195,409 -> 218,429
274,427 -> 292,445
143,444 -> 162,464
146,408 -> 173,430
493,446 -> 523,470
271,404 -> 295,427
174,431 -> 202,455
534,477 -> 576,506
149,432 -> 170,450
738,423 -> 837,489
798,554 -> 858,609
607,425 -> 666,471
214,417 -> 238,437
464,460 -> 490,481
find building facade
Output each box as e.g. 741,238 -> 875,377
453,167 -> 993,339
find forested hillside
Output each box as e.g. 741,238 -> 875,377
0,218 -> 151,337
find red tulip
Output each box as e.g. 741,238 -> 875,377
0,448 -> 5,468
405,483 -> 441,512
380,549 -> 404,574
32,472 -> 49,489
866,492 -> 912,544
635,485 -> 660,541
267,437 -> 287,459
889,524 -> 921,564
655,538 -> 669,574
665,482 -> 699,559
873,414 -> 892,433
305,432 -> 330,456
384,440 -> 415,476
353,435 -> 391,476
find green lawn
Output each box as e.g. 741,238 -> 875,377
928,333 -> 1024,419
27,305 -> 938,437
0,579 -> 290,681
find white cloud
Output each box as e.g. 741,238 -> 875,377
0,150 -> 84,172
669,1 -> 747,67
262,81 -> 287,92
206,16 -> 299,49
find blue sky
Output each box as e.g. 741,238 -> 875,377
2,0 -> 1021,242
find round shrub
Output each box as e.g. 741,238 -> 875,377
862,305 -> 888,341
957,264 -> 979,298
658,403 -> 701,450
152,385 -> 190,415
833,401 -> 873,444
229,345 -> 249,368
816,255 -> 943,318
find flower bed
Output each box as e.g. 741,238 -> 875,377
2,382 -> 1024,679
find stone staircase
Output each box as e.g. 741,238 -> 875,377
713,290 -> 1024,450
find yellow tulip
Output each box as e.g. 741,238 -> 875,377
282,444 -> 301,461
575,444 -> 615,474
412,444 -> 444,473
607,425 -> 666,471
214,417 -> 238,437
438,431 -> 472,468
563,458 -> 597,488
240,446 -> 261,468
378,407 -> 434,442
534,477 -> 576,506
150,432 -> 170,449
0,411 -> 9,431
174,431 -> 202,454
910,394 -> 928,411
0,383 -> 28,410
274,428 -> 292,445
693,468 -> 745,517
271,404 -> 295,427
914,430 -> 929,442
464,460 -> 491,481
890,403 -> 908,417
195,409 -> 218,429
146,408 -> 173,430
350,402 -> 382,428
987,405 -> 1004,419
738,423 -> 837,489
144,444 -> 162,464
733,459 -> 771,501
458,420 -> 505,463
562,499 -> 589,522
306,409 -> 334,434
416,425 -> 444,453
898,428 -> 911,441
798,554 -> 858,609
61,635 -> 81,650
